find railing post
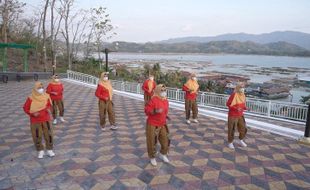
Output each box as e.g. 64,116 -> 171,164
137,84 -> 141,94
200,92 -> 205,106
176,89 -> 179,101
267,101 -> 271,117
121,82 -> 125,91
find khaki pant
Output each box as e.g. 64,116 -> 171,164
144,93 -> 152,105
185,99 -> 198,120
52,100 -> 64,119
30,121 -> 53,151
227,116 -> 247,143
99,100 -> 115,127
146,124 -> 169,158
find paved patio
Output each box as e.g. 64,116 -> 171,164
0,80 -> 310,190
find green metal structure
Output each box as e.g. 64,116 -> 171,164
0,43 -> 34,72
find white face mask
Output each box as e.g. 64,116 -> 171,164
192,77 -> 197,81
55,79 -> 59,82
149,77 -> 154,81
160,91 -> 167,97
239,88 -> 245,93
37,88 -> 44,94
103,77 -> 108,81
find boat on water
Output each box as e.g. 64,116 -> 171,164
246,83 -> 291,99
259,88 -> 291,99
298,77 -> 310,86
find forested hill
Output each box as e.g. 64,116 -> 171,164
108,41 -> 310,57
159,31 -> 310,50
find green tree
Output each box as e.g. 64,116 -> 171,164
165,70 -> 183,88
143,63 -> 151,78
89,6 -> 114,70
198,80 -> 208,91
152,63 -> 161,81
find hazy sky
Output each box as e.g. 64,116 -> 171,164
26,0 -> 310,42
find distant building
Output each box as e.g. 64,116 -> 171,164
198,73 -> 250,94
200,73 -> 249,83
180,71 -> 192,78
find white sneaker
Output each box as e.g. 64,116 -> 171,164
46,150 -> 55,157
236,139 -> 247,147
110,125 -> 118,130
150,158 -> 157,166
186,120 -> 191,124
101,127 -> 106,131
228,143 -> 235,149
52,119 -> 57,125
192,119 -> 198,123
59,117 -> 66,122
38,150 -> 44,159
159,153 -> 170,163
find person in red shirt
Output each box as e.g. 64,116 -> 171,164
142,74 -> 156,105
95,72 -> 117,131
145,84 -> 170,166
182,73 -> 199,124
23,82 -> 55,159
46,75 -> 65,125
226,83 -> 248,149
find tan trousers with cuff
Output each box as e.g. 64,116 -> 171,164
146,124 -> 169,158
144,93 -> 152,105
185,99 -> 198,120
99,100 -> 115,127
30,121 -> 53,151
227,116 -> 247,143
52,100 -> 64,119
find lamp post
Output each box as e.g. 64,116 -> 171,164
103,43 -> 118,72
299,99 -> 310,145
304,99 -> 310,138
104,48 -> 109,72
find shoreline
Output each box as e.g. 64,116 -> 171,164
109,52 -> 310,58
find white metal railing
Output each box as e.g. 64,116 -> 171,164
67,70 -> 308,122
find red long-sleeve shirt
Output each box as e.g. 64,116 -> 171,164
226,92 -> 247,117
142,79 -> 156,96
182,85 -> 198,100
145,96 -> 169,126
46,83 -> 64,100
23,98 -> 52,124
95,84 -> 110,101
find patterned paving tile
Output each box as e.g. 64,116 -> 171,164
0,80 -> 310,189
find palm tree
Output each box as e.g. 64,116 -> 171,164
152,63 -> 161,81
143,64 -> 152,78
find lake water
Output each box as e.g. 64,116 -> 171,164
109,53 -> 310,80
109,53 -> 310,68
106,53 -> 310,103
